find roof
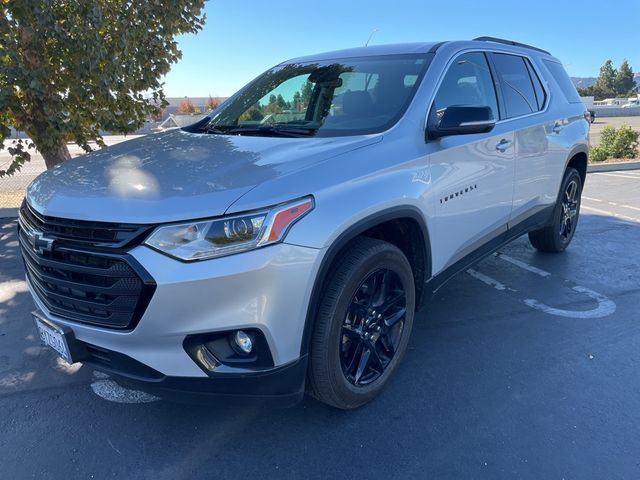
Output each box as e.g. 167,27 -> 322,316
287,42 -> 442,63
285,39 -> 554,64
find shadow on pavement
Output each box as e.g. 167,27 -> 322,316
0,218 -> 94,399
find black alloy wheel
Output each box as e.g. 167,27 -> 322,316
340,268 -> 407,386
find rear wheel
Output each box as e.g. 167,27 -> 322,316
308,237 -> 415,409
529,167 -> 582,252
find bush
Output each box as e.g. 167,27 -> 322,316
591,124 -> 639,162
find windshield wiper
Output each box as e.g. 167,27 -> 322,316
199,125 -> 231,135
227,126 -> 316,138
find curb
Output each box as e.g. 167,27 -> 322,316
588,161 -> 640,173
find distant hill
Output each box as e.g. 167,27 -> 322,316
571,77 -> 597,88
571,73 -> 640,91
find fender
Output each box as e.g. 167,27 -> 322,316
556,143 -> 588,200
299,205 -> 432,357
564,143 -> 588,176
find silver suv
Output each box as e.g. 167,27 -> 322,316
20,37 -> 589,409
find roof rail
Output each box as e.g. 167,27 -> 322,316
472,36 -> 551,55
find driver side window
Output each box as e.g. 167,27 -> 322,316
433,52 -> 498,121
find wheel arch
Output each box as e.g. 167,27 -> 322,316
299,206 -> 432,357
565,145 -> 588,186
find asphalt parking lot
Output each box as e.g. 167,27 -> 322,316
1,170 -> 639,479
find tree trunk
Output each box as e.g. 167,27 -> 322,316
40,138 -> 72,170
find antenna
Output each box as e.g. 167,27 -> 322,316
365,28 -> 379,47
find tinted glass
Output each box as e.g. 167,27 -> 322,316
205,55 -> 432,137
432,52 -> 498,120
525,59 -> 546,110
542,59 -> 583,104
491,53 -> 539,118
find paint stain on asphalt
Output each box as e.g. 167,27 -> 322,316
90,371 -> 160,404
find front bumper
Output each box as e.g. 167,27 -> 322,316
114,358 -> 308,407
28,242 -> 323,400
80,337 -> 308,406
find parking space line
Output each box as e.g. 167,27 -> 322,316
466,268 -> 510,291
607,202 -> 640,212
494,252 -> 551,277
583,196 -> 640,213
592,172 -> 640,180
524,286 -> 616,319
581,205 -> 640,223
467,255 -> 617,319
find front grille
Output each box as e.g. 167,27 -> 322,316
19,201 -> 153,249
19,202 -> 155,330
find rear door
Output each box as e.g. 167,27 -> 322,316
429,51 -> 515,275
488,52 -> 552,224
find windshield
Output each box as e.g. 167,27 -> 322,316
201,54 -> 433,137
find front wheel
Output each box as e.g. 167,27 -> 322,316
307,237 -> 416,409
529,167 -> 582,252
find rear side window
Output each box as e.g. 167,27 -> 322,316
490,53 -> 539,118
542,59 -> 582,104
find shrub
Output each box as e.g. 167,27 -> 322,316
590,145 -> 608,162
591,124 -> 639,162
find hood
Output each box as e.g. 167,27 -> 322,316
27,129 -> 380,223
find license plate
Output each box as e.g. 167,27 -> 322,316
33,313 -> 73,364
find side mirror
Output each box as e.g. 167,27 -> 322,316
427,105 -> 496,140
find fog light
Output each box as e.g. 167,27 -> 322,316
234,330 -> 253,354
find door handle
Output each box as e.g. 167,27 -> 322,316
552,123 -> 563,134
495,139 -> 512,152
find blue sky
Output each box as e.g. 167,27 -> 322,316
162,0 -> 640,97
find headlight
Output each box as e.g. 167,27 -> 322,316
144,196 -> 314,261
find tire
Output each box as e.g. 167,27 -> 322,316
307,237 -> 416,409
528,167 -> 582,253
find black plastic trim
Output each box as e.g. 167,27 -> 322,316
184,329 -> 275,373
21,200 -> 155,252
428,41 -> 447,53
75,336 -> 307,405
485,51 -> 508,121
20,229 -> 156,331
101,359 -> 306,407
473,36 -> 551,55
299,206 -> 432,356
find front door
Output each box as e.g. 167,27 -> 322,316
428,51 -> 515,275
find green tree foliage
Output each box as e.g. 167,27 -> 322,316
590,125 -> 639,162
237,75 -> 315,120
614,60 -> 636,95
292,91 -> 302,112
0,0 -> 206,176
264,94 -> 290,114
276,94 -> 288,110
577,59 -> 637,100
239,104 -> 264,122
594,60 -> 617,98
300,80 -> 314,108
